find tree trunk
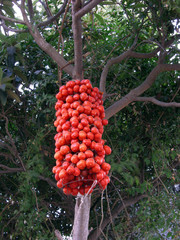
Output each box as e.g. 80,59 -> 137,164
72,195 -> 91,240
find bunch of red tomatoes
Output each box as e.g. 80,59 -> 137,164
53,79 -> 111,196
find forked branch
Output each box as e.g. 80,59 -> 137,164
75,0 -> 105,19
105,64 -> 180,119
19,0 -> 74,76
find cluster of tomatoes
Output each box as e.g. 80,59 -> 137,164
52,79 -> 111,196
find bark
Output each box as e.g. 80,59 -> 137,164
72,195 -> 91,240
72,0 -> 83,79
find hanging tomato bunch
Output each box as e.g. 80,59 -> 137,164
52,79 -> 111,196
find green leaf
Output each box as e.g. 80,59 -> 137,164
94,13 -> 105,25
14,68 -> 28,83
6,90 -> 21,103
0,89 -> 7,105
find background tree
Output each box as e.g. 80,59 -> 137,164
0,0 -> 179,239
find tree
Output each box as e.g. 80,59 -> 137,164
0,0 -> 179,239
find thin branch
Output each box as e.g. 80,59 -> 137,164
100,48 -> 159,95
0,164 -> 24,174
39,0 -> 51,17
100,34 -> 180,96
134,96 -> 180,107
27,0 -> 34,21
20,0 -> 74,76
105,64 -> 180,119
75,0 -> 105,19
89,194 -> 148,240
0,14 -> 25,24
37,0 -> 68,27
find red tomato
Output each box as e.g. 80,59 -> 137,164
73,84 -> 80,92
71,142 -> 80,152
63,187 -> 72,195
59,169 -> 67,178
55,137 -> 66,148
104,145 -> 112,155
92,163 -> 101,173
85,150 -> 94,158
83,139 -> 91,147
87,132 -> 94,140
78,152 -> 86,160
80,92 -> 88,101
71,154 -> 79,164
65,153 -> 72,162
54,151 -> 64,161
62,161 -> 70,170
95,156 -> 104,165
74,167 -> 80,176
66,165 -> 75,175
102,119 -> 108,126
57,179 -> 63,188
86,158 -> 95,168
79,143 -> 87,152
77,160 -> 86,170
73,94 -> 80,101
79,130 -> 87,141
66,95 -> 73,103
101,162 -> 111,171
91,127 -> 99,134
79,85 -> 87,93
95,143 -> 103,152
77,105 -> 84,113
81,118 -> 89,126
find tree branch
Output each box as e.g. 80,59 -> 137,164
100,34 -> 180,96
75,0 -> 105,19
72,0 -> 83,79
20,0 -> 74,77
134,96 -> 180,107
105,64 -> 180,119
88,194 -> 148,240
27,0 -> 34,21
100,48 -> 159,95
0,164 -> 24,174
0,14 -> 25,24
37,0 -> 68,27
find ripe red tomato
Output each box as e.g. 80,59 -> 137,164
74,167 -> 80,176
80,92 -> 88,101
78,152 -> 86,160
66,95 -> 73,103
79,130 -> 87,140
77,160 -> 86,170
66,165 -> 75,175
92,163 -> 101,173
86,158 -> 95,168
59,169 -> 67,178
101,162 -> 111,171
95,143 -> 103,152
71,154 -> 79,164
85,150 -> 94,158
104,145 -> 112,155
71,142 -> 80,152
81,118 -> 89,126
79,143 -> 87,152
